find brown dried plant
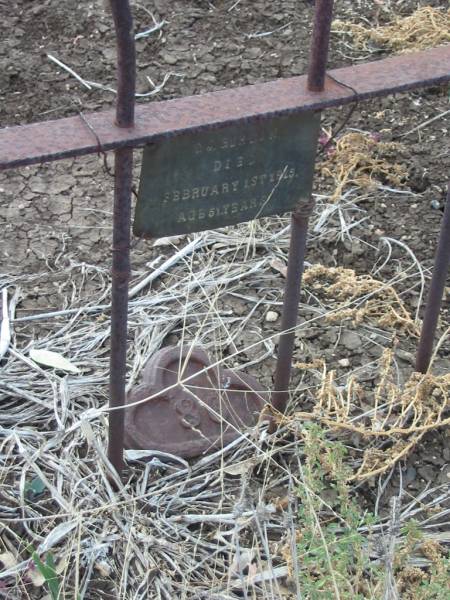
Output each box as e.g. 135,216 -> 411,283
319,131 -> 408,201
303,264 -> 419,336
333,7 -> 450,54
291,264 -> 450,482
293,350 -> 450,482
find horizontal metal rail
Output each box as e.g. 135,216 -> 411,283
1,45 -> 449,171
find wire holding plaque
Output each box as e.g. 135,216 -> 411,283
134,112 -> 320,238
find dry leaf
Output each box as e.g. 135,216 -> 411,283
38,521 -> 78,553
153,235 -> 185,247
247,561 -> 258,582
275,495 -> 290,511
0,551 -> 17,570
270,259 -> 287,278
29,349 -> 80,374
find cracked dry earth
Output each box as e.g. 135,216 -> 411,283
1,0 -> 449,276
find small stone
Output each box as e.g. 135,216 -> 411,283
101,47 -> 116,62
246,47 -> 260,60
338,358 -> 350,368
97,22 -> 109,34
430,199 -> 441,210
351,240 -> 364,256
405,466 -> 416,483
29,179 -> 48,194
160,51 -> 178,65
48,175 -> 76,195
230,300 -> 247,317
298,328 -> 319,340
418,465 -> 435,481
341,331 -> 362,351
265,311 -> 279,323
323,329 -> 338,344
200,73 -> 217,83
395,348 -> 414,364
95,560 -> 111,577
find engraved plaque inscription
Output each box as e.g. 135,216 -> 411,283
134,111 -> 320,238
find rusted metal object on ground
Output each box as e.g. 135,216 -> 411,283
124,346 -> 266,458
107,0 -> 136,478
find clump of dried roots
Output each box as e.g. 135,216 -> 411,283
290,263 -> 449,482
291,348 -> 450,482
333,7 -> 450,53
303,264 -> 419,336
319,131 -> 408,202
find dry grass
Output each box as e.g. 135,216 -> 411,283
287,263 -> 449,483
1,1 -> 449,596
291,350 -> 450,482
333,7 -> 450,54
303,264 -> 419,335
319,131 -> 408,202
0,199 -> 448,597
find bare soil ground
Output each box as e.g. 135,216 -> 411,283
0,0 -> 449,598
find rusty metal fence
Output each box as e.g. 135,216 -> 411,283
0,0 -> 449,479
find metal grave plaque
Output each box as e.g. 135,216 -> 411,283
134,111 -> 320,238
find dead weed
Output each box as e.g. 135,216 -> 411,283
333,7 -> 450,53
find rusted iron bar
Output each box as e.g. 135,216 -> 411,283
415,185 -> 450,374
1,46 -> 449,171
108,147 -> 133,478
272,0 -> 334,414
307,0 -> 334,92
110,1 -> 135,128
271,206 -> 312,412
107,0 -> 136,479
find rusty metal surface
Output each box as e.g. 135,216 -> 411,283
272,0 -> 330,417
109,0 -> 136,128
108,146 -> 134,478
124,346 -> 266,458
271,211 -> 312,415
415,184 -> 450,374
107,0 -> 136,480
134,111 -> 320,238
307,0 -> 334,92
1,46 -> 449,170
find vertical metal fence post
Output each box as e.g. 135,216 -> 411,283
415,185 -> 450,373
107,0 -> 136,479
307,0 -> 334,92
272,0 -> 334,414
